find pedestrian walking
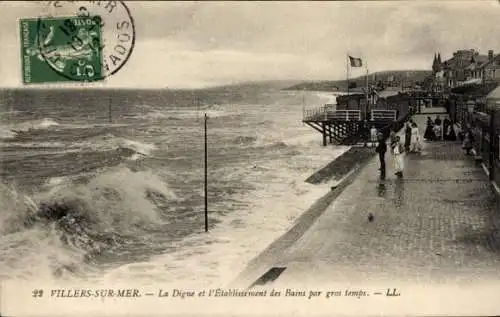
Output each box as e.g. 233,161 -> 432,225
424,116 -> 436,141
410,122 -> 421,153
446,121 -> 457,141
389,129 -> 397,153
434,116 -> 442,140
370,125 -> 378,147
404,123 -> 412,152
392,135 -> 405,177
433,123 -> 442,141
375,132 -> 387,178
443,117 -> 451,140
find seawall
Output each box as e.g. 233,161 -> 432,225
230,148 -> 376,288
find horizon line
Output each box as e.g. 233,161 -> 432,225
0,68 -> 431,90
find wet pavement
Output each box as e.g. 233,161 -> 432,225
237,113 -> 500,288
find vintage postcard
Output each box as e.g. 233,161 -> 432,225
1,1 -> 500,316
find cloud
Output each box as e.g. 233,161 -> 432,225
1,1 -> 500,88
107,39 -> 341,88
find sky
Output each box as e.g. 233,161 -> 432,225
1,0 -> 500,88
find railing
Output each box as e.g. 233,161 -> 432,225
447,97 -> 486,128
445,96 -> 500,190
327,110 -> 361,121
468,109 -> 499,186
370,110 -> 397,121
303,106 -> 328,121
303,106 -> 361,121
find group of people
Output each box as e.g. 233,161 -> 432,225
374,119 -> 421,179
375,130 -> 405,178
373,114 -> 477,179
404,120 -> 422,153
423,116 -> 457,142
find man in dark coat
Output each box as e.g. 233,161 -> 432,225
424,116 -> 436,141
375,132 -> 387,178
404,122 -> 412,151
447,121 -> 457,141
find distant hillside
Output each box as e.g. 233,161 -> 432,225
0,80 -> 304,93
0,79 -> 308,111
284,70 -> 432,92
202,80 -> 305,92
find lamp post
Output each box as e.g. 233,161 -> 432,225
204,113 -> 208,232
489,109 -> 495,181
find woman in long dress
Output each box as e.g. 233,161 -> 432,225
424,116 -> 436,141
389,129 -> 397,153
404,123 -> 412,152
392,136 -> 404,177
443,118 -> 451,140
433,123 -> 442,141
410,123 -> 420,153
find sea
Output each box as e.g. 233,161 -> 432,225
0,86 -> 348,288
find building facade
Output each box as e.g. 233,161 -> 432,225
482,53 -> 500,83
431,49 -> 499,91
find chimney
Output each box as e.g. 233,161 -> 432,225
489,50 -> 494,61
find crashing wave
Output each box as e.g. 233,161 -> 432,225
12,118 -> 60,133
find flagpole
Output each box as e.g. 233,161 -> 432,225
302,87 -> 305,124
365,62 -> 369,120
346,54 -> 350,96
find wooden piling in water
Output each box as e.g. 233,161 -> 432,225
322,122 -> 327,146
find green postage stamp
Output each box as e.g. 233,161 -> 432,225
20,15 -> 103,84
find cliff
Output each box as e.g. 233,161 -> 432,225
284,70 -> 432,92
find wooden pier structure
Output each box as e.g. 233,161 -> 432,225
302,107 -> 397,146
303,90 -> 418,146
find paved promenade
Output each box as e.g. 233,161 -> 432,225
236,111 -> 500,288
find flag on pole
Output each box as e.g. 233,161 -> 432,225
348,56 -> 363,67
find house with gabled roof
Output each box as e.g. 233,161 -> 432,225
432,49 -> 499,91
480,50 -> 500,84
443,49 -> 478,88
465,52 -> 489,83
